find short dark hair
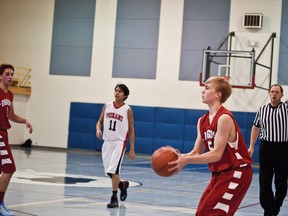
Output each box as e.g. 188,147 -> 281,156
270,84 -> 283,94
115,83 -> 130,101
0,64 -> 14,75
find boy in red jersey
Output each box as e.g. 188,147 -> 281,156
0,64 -> 33,216
169,76 -> 253,216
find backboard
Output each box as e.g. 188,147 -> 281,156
200,49 -> 255,89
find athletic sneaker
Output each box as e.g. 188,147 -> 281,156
0,203 -> 15,216
107,195 -> 118,208
119,180 -> 129,201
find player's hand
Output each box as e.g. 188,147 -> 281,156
25,120 -> 33,134
128,150 -> 135,160
248,147 -> 254,158
168,153 -> 185,174
96,130 -> 102,140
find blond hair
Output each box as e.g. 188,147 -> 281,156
205,76 -> 232,103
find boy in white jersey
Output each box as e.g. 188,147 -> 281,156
96,83 -> 135,208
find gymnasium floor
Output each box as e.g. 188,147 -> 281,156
4,146 -> 288,216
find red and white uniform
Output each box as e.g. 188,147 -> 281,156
102,102 -> 130,175
0,88 -> 16,173
196,106 -> 253,216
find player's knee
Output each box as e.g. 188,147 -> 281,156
1,172 -> 14,178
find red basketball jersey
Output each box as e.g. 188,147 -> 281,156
199,106 -> 252,173
0,88 -> 13,129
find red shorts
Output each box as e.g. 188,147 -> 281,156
196,165 -> 253,216
0,130 -> 16,173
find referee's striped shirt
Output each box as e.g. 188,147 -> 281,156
253,99 -> 288,142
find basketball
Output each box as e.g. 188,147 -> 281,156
151,146 -> 178,177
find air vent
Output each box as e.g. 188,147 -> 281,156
243,13 -> 263,29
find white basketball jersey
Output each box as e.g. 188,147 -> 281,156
103,102 -> 129,141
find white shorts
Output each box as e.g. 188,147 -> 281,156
102,140 -> 126,175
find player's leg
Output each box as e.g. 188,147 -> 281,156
103,141 -> 126,208
101,141 -> 111,176
0,173 -> 14,216
0,131 -> 16,216
0,173 -> 13,193
110,141 -> 129,201
196,165 -> 252,216
112,174 -> 121,191
226,165 -> 253,214
106,174 -> 121,208
196,178 -> 214,214
105,141 -> 129,201
102,141 -> 118,208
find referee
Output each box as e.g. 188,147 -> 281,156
248,84 -> 288,216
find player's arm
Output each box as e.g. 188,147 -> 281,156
187,114 -> 232,163
96,104 -> 106,139
169,114 -> 232,173
127,107 -> 135,160
9,102 -> 33,133
248,125 -> 260,157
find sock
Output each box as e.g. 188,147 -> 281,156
112,190 -> 117,197
0,191 -> 5,203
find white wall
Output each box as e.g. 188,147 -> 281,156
0,0 -> 286,148
229,0 -> 283,111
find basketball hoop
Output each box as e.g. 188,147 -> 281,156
200,49 -> 256,89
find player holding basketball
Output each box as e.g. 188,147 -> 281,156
248,84 -> 288,216
0,64 -> 33,216
96,83 -> 135,208
169,76 -> 253,216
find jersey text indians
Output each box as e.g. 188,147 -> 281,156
106,112 -> 123,122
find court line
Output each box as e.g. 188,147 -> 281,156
8,197 -> 89,208
8,209 -> 37,216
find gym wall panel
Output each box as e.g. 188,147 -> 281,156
68,102 -> 103,150
50,0 -> 96,76
183,109 -> 207,152
179,0 -> 231,81
70,102 -> 101,118
183,0 -> 231,21
183,125 -> 197,152
112,0 -> 160,79
131,106 -> 156,154
68,133 -> 101,150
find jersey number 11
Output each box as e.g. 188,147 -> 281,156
109,120 -> 116,131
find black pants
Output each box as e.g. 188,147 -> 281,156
259,141 -> 288,215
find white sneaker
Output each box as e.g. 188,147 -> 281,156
0,203 -> 15,216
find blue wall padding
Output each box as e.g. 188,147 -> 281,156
68,102 -> 260,162
68,102 -> 104,151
